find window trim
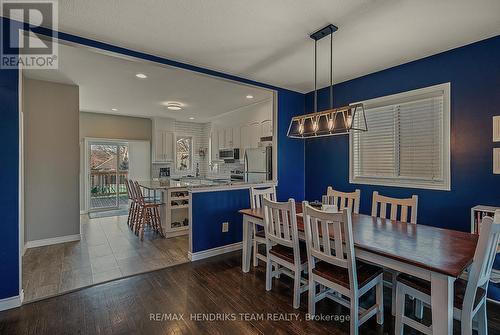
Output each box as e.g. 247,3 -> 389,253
349,83 -> 451,191
174,133 -> 194,173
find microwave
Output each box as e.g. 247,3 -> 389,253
219,148 -> 239,161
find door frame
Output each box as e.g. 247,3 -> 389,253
83,137 -> 129,213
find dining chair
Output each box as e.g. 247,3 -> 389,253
124,179 -> 136,229
133,181 -> 164,240
249,186 -> 276,267
302,202 -> 384,335
394,212 -> 500,335
127,179 -> 139,231
262,197 -> 308,309
371,191 -> 418,224
322,187 -> 361,214
371,191 -> 419,315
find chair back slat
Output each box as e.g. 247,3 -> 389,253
302,202 -> 357,289
133,181 -> 146,205
128,179 -> 137,201
371,191 -> 418,223
263,198 -> 297,249
250,186 -> 276,209
323,187 -> 361,214
462,212 -> 500,314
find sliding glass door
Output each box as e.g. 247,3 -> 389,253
88,141 -> 129,211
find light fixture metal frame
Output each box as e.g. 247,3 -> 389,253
287,24 -> 368,139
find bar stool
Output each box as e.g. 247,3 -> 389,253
133,181 -> 164,240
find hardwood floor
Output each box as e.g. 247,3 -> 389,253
22,215 -> 189,302
3,251 -> 500,334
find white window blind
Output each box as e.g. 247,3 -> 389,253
350,84 -> 450,190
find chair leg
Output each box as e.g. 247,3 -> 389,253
350,297 -> 359,335
293,268 -> 301,309
415,299 -> 424,319
475,300 -> 488,335
154,207 -> 164,237
308,277 -> 316,316
253,239 -> 258,267
394,283 -> 405,335
391,274 -> 397,316
376,276 -> 384,325
265,257 -> 273,291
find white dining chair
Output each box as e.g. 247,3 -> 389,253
395,211 -> 500,335
263,197 -> 308,309
371,191 -> 419,316
322,187 -> 361,214
302,201 -> 384,335
249,186 -> 276,267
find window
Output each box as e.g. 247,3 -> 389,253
175,135 -> 193,172
350,83 -> 450,190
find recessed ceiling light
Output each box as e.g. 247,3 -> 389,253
135,73 -> 148,79
111,108 -> 118,111
166,102 -> 183,110
189,117 -> 195,120
246,95 -> 254,99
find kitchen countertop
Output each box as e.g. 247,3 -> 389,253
137,178 -> 275,192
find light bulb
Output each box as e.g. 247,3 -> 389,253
328,116 -> 334,131
298,121 -> 304,135
312,121 -> 318,132
346,114 -> 352,128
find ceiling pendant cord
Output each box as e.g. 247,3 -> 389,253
330,31 -> 333,110
314,39 -> 318,114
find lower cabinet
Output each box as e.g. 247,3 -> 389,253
162,188 -> 189,238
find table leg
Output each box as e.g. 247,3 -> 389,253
242,215 -> 253,273
431,272 -> 454,335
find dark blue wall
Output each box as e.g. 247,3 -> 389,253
0,17 -> 19,300
304,35 -> 500,299
191,189 -> 250,253
0,18 -> 305,301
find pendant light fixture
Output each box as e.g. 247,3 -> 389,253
287,24 -> 367,138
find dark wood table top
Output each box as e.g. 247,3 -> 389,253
239,204 -> 478,278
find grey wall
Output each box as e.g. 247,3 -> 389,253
23,78 -> 80,242
79,112 -> 151,141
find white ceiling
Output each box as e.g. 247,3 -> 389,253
23,43 -> 273,122
47,0 -> 500,93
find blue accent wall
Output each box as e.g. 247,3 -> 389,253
0,17 -> 19,300
304,35 -> 500,299
191,189 -> 250,253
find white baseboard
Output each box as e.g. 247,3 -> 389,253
25,234 -> 81,249
0,290 -> 23,311
188,242 -> 242,261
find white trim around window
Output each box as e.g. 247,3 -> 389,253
349,83 -> 451,191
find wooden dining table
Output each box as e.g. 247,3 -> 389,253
239,203 -> 478,335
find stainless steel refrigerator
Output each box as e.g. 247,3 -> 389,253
244,147 -> 272,183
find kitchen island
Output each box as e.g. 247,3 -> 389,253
137,178 -> 276,260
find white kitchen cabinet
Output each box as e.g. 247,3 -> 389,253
224,127 -> 233,148
152,118 -> 174,163
153,130 -> 173,162
249,121 -> 260,148
232,126 -> 241,149
217,128 -> 225,150
260,119 -> 272,138
211,130 -> 219,161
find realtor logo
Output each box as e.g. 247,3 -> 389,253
1,0 -> 58,69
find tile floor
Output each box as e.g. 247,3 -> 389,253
22,215 -> 189,302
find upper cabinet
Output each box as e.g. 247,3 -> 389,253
152,118 -> 174,163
